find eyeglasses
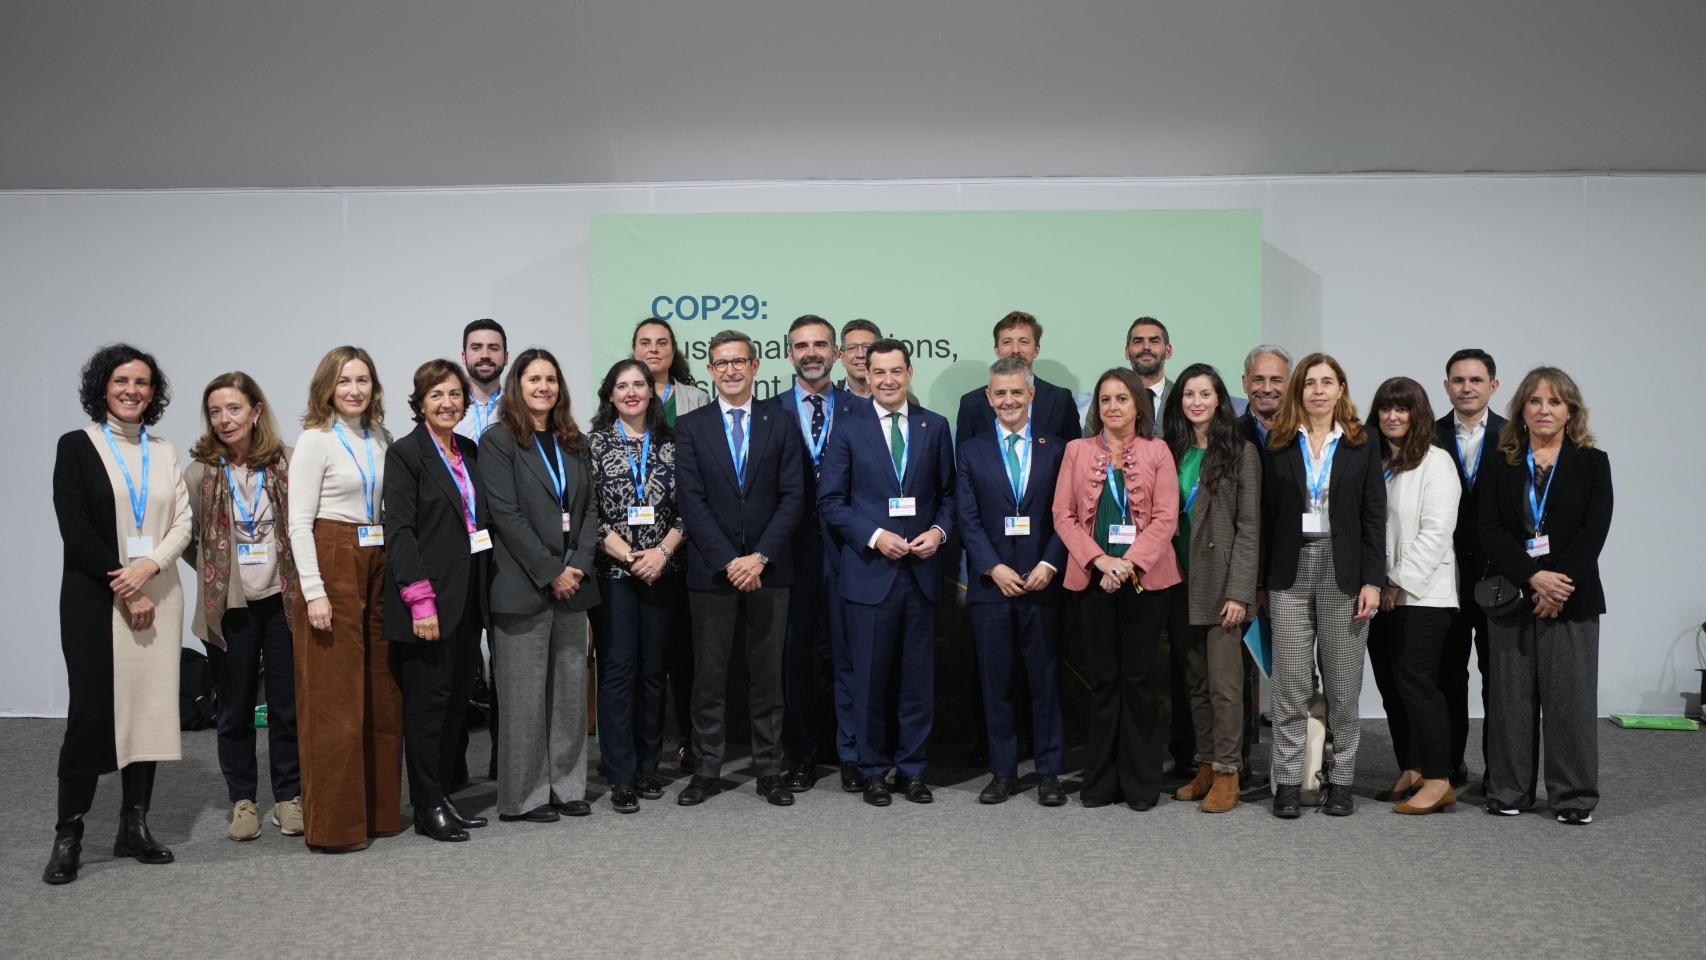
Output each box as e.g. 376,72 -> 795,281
842,344 -> 872,355
709,357 -> 753,372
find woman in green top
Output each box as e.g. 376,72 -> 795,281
1160,364 -> 1263,812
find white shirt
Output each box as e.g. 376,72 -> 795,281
1452,407 -> 1490,483
456,385 -> 502,441
996,421 -> 1034,497
1299,422 -> 1345,535
717,396 -> 755,422
867,403 -> 945,548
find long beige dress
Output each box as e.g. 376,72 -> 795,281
87,420 -> 193,767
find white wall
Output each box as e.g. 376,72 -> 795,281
3,175 -> 1702,718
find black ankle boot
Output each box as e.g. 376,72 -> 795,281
43,775 -> 97,885
113,762 -> 174,864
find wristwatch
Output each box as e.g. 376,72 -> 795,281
755,553 -> 770,565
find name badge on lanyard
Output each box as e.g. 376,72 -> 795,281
1104,459 -> 1137,545
619,422 -> 655,526
888,497 -> 917,518
334,422 -> 381,545
103,422 -> 153,559
1525,448 -> 1557,557
627,505 -> 657,526
469,529 -> 493,553
1004,516 -> 1031,536
537,436 -> 572,531
431,432 -> 483,553
1108,524 -> 1137,545
1301,434 -> 1339,536
237,543 -> 270,566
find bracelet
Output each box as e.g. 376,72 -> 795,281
658,543 -> 672,560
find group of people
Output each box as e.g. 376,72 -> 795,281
44,310 -> 1613,886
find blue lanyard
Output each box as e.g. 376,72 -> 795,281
1300,433 -> 1339,510
1100,433 -> 1129,521
722,407 -> 751,484
616,421 -> 651,496
1456,432 -> 1482,485
1525,448 -> 1557,533
431,434 -> 477,530
996,419 -> 1031,504
221,461 -> 265,538
1182,478 -> 1201,515
661,381 -> 675,405
536,435 -> 567,506
796,383 -> 835,467
102,422 -> 149,531
1383,465 -> 1394,483
332,422 -> 378,523
469,388 -> 501,437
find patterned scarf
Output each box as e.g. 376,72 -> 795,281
196,459 -> 299,647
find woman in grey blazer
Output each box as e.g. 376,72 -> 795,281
477,348 -> 600,822
1160,364 -> 1262,812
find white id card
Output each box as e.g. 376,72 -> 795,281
125,535 -> 155,560
469,529 -> 493,553
1107,524 -> 1137,545
560,512 -> 573,533
627,505 -> 656,526
1004,516 -> 1031,536
1525,535 -> 1550,558
356,525 -> 385,548
236,543 -> 270,566
888,497 -> 917,518
1302,512 -> 1329,535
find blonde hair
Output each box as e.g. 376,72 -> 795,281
302,345 -> 386,431
1496,366 -> 1596,465
1267,352 -> 1367,451
190,371 -> 287,468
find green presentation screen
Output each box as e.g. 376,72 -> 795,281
589,209 -> 1262,416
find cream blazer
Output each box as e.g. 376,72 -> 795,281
1383,445 -> 1460,609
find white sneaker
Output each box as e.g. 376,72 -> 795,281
229,799 -> 261,841
271,796 -> 305,836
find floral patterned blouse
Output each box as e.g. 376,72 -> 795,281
587,424 -> 686,579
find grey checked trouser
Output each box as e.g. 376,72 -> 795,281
1268,540 -> 1369,787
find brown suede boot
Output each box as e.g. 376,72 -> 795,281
1200,771 -> 1240,813
1173,763 -> 1214,801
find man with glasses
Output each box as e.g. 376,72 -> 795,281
836,319 -> 881,399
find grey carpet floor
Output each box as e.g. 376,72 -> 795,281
2,717 -> 1702,960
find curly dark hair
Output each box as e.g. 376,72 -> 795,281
590,358 -> 672,439
79,343 -> 170,425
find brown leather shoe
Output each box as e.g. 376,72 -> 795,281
1200,770 -> 1240,813
1395,785 -> 1458,815
1173,762 -> 1214,801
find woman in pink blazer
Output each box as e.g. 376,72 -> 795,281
1052,368 -> 1182,810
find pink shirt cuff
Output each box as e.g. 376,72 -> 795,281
400,580 -> 438,620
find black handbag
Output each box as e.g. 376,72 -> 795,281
1473,571 -> 1524,616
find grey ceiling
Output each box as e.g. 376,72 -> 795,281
4,0 -> 1705,190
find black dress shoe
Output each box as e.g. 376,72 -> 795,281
756,776 -> 796,806
635,774 -> 665,800
1448,763 -> 1471,788
1272,784 -> 1302,819
1080,793 -> 1114,809
677,775 -> 720,806
839,762 -> 867,793
1323,783 -> 1354,816
784,761 -> 818,793
862,777 -> 892,807
413,802 -> 471,842
498,804 -> 559,823
979,776 -> 1018,804
555,799 -> 592,817
42,818 -> 84,885
443,795 -> 487,829
897,775 -> 933,804
1036,775 -> 1067,807
610,784 -> 640,814
1127,796 -> 1156,812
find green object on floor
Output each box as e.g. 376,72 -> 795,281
254,704 -> 268,728
1609,714 -> 1699,730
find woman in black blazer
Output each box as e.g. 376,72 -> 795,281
477,348 -> 601,822
384,360 -> 493,842
1259,353 -> 1385,819
1478,366 -> 1611,825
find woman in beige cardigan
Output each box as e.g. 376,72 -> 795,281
1366,376 -> 1461,815
1159,364 -> 1262,812
184,372 -> 303,841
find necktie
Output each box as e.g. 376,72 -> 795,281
1146,388 -> 1158,433
806,393 -> 825,445
1004,433 -> 1023,498
888,411 -> 905,478
729,409 -> 746,483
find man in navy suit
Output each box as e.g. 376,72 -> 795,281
1434,347 -> 1505,788
819,338 -> 956,806
954,311 -> 1083,444
956,357 -> 1069,806
673,330 -> 806,808
761,315 -> 869,794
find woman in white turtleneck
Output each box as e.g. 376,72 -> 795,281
286,345 -> 401,853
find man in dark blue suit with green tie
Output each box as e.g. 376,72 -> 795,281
956,357 -> 1069,806
818,339 -> 956,807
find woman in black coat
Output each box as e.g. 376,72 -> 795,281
1478,366 -> 1611,825
384,360 -> 493,841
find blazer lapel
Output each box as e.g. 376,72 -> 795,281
416,427 -> 467,512
865,409 -> 903,496
901,404 -> 924,493
519,430 -> 561,501
708,406 -> 744,492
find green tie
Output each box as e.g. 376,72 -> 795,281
888,411 -> 906,480
1004,433 -> 1023,499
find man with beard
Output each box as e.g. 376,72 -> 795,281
836,319 -> 881,399
1126,316 -> 1173,437
762,316 -> 868,792
455,318 -> 509,782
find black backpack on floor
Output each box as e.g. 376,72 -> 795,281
179,648 -> 217,730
